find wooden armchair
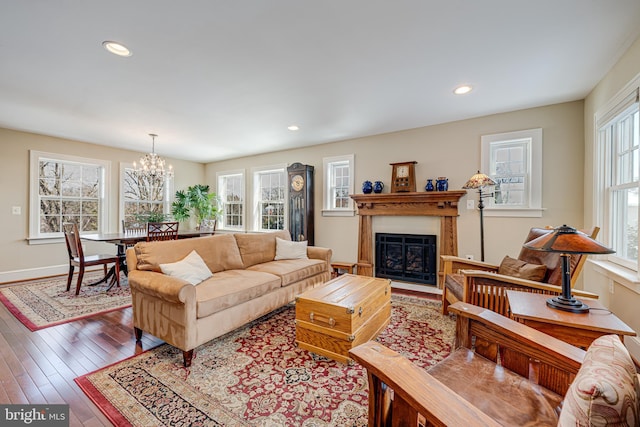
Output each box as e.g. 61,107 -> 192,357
350,302 -> 640,427
441,226 -> 600,316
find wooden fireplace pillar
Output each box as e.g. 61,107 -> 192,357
350,191 -> 466,288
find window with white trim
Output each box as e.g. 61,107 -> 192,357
596,85 -> 640,271
217,170 -> 245,231
29,151 -> 110,239
253,166 -> 286,231
120,164 -> 173,224
322,154 -> 355,216
481,128 -> 543,217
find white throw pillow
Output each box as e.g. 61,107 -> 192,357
274,237 -> 308,260
159,250 -> 213,285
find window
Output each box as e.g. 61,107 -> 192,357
322,154 -> 355,216
217,170 -> 245,230
481,128 -> 543,217
253,166 -> 286,231
120,164 -> 173,224
596,86 -> 640,271
29,151 -> 110,240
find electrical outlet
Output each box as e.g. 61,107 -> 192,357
12,206 -> 21,215
466,200 -> 475,210
465,254 -> 474,260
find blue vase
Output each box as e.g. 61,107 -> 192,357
373,181 -> 384,193
425,179 -> 434,192
362,180 -> 373,194
436,177 -> 448,191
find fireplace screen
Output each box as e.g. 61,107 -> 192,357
375,233 -> 437,285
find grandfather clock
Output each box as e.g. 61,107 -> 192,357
287,163 -> 314,245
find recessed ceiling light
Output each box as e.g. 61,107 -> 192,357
102,41 -> 132,57
453,85 -> 472,95
288,125 -> 299,131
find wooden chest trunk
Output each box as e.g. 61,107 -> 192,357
295,274 -> 391,364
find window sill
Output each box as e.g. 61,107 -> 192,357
322,209 -> 356,217
27,236 -> 65,245
484,207 -> 545,218
589,259 -> 640,294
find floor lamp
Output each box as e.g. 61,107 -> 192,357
523,224 -> 614,313
463,171 -> 496,262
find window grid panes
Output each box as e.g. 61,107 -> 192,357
607,108 -> 640,263
122,167 -> 168,223
331,162 -> 350,208
257,170 -> 285,230
38,159 -> 102,233
489,140 -> 529,206
219,173 -> 244,229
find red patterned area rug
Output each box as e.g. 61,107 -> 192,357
0,272 -> 131,331
76,294 -> 454,426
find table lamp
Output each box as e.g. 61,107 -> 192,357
462,171 -> 496,261
523,224 -> 614,313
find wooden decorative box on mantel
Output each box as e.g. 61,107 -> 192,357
350,191 -> 467,285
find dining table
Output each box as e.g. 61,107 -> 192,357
81,229 -> 208,285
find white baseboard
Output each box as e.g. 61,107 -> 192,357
0,265 -> 68,284
390,280 -> 442,295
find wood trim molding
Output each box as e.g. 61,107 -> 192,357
350,191 -> 466,287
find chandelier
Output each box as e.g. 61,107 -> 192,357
134,133 -> 173,180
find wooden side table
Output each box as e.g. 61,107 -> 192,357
331,261 -> 356,278
506,290 -> 636,349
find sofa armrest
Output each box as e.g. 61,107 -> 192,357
128,270 -> 195,304
307,246 -> 332,272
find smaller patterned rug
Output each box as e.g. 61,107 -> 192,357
0,272 -> 131,331
76,294 -> 454,427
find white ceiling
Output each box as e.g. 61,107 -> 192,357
1,1 -> 639,163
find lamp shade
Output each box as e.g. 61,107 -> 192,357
523,224 -> 614,255
462,171 -> 496,189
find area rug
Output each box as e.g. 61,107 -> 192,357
0,272 -> 131,331
76,294 -> 454,426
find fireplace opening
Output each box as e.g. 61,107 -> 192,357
375,233 -> 437,285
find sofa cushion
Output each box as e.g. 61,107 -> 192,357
428,348 -> 563,426
498,255 -> 547,282
195,270 -> 281,318
274,237 -> 308,260
135,234 -> 244,273
234,230 -> 291,268
159,250 -> 212,285
558,334 -> 639,426
248,258 -> 327,286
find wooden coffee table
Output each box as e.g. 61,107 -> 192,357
295,274 -> 391,364
506,290 -> 636,349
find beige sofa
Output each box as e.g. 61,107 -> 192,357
126,230 -> 332,366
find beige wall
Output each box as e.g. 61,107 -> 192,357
583,35 -> 640,338
0,128 -> 205,280
206,100 -> 586,271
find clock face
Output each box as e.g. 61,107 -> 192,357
291,174 -> 305,191
397,165 -> 409,178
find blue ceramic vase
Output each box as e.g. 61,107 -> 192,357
425,179 -> 434,191
373,181 -> 384,193
436,177 -> 448,191
362,180 -> 373,194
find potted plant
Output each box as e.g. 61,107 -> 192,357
171,184 -> 220,229
135,211 -> 168,223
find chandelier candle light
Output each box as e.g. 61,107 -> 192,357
134,133 -> 173,180
523,224 -> 614,313
462,171 -> 496,261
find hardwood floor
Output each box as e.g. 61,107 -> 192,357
0,300 -> 162,427
0,279 -> 439,427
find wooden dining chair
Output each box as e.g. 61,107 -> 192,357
146,221 -> 179,241
122,219 -> 147,235
63,223 -> 121,295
